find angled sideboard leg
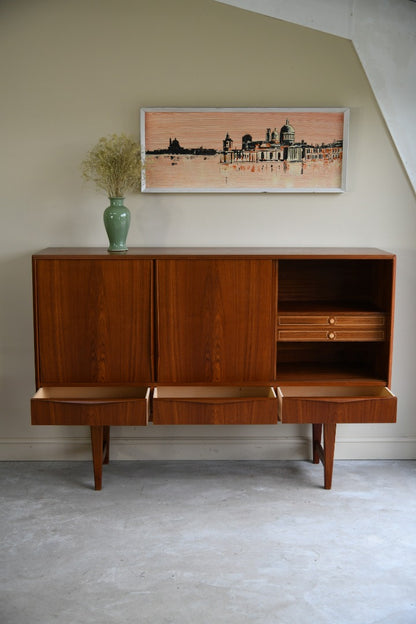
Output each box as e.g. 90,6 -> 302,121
312,423 -> 337,489
103,426 -> 110,464
312,424 -> 323,464
90,426 -> 105,490
323,423 -> 336,490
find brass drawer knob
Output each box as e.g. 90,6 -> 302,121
327,331 -> 336,340
328,317 -> 335,325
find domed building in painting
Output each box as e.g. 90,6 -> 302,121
279,120 -> 295,145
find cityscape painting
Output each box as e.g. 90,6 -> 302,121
140,108 -> 349,193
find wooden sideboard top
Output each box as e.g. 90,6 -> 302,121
33,247 -> 395,260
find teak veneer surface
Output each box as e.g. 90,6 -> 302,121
33,258 -> 153,385
156,259 -> 276,383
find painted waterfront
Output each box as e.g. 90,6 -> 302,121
144,153 -> 343,191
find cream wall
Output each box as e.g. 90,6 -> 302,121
1,0 -> 415,461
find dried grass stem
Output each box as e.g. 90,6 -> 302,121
81,134 -> 142,198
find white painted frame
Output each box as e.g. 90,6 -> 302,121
140,107 -> 349,193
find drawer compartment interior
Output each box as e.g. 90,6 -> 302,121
152,386 -> 278,425
277,385 -> 396,424
31,386 -> 150,426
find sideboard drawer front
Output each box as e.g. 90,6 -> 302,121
277,386 -> 396,424
278,329 -> 385,342
31,387 -> 150,426
153,387 -> 278,425
278,313 -> 385,328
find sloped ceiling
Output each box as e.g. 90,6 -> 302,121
215,0 -> 416,194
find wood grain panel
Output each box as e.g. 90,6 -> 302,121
153,398 -> 278,425
34,259 -> 153,384
156,259 -> 276,383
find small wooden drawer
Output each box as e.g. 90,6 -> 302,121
277,386 -> 397,424
152,387 -> 278,425
31,387 -> 150,426
277,310 -> 386,342
278,329 -> 385,342
278,313 -> 385,327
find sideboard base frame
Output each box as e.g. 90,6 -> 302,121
86,421 -> 339,492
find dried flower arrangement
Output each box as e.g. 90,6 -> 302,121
81,134 -> 142,198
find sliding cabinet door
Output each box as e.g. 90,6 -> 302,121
156,259 -> 276,383
34,258 -> 153,384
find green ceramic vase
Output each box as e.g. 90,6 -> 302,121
103,197 -> 131,252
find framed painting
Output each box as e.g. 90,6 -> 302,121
140,108 -> 349,193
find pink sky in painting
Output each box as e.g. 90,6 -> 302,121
144,110 -> 345,151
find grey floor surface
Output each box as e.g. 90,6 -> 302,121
1,459 -> 415,624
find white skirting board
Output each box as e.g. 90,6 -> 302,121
0,435 -> 415,461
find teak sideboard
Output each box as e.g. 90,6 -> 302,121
31,248 -> 397,490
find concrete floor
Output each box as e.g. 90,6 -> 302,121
1,460 -> 415,624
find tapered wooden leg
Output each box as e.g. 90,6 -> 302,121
90,426 -> 104,491
103,426 -> 110,464
312,424 -> 322,464
323,423 -> 337,490
311,423 -> 337,489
